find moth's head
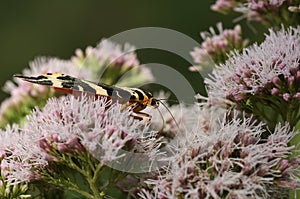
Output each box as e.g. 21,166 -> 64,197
149,98 -> 159,109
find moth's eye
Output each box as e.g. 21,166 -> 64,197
151,99 -> 158,106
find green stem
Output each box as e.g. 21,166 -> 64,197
64,154 -> 88,176
43,171 -> 95,199
287,101 -> 300,128
106,171 -> 128,192
86,174 -> 102,199
71,154 -> 105,199
93,162 -> 105,182
59,153 -> 105,199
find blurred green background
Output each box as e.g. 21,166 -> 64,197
0,1 -> 263,103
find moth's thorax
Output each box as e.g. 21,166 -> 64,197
126,88 -> 159,109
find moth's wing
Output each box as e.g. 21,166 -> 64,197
14,73 -> 154,115
97,83 -> 137,104
13,72 -> 111,97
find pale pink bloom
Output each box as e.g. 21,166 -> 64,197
26,95 -> 162,164
149,92 -> 226,140
88,39 -> 139,68
190,23 -> 248,72
212,0 -> 296,25
148,94 -> 198,137
211,0 -> 242,14
205,26 -> 300,104
71,39 -> 154,87
243,0 -> 288,23
0,125 -> 47,185
139,111 -> 300,198
288,4 -> 300,12
1,94 -> 163,185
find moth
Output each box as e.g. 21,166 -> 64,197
14,72 -> 159,121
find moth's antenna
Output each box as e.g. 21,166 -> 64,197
157,100 -> 180,132
157,98 -> 179,103
156,107 -> 165,132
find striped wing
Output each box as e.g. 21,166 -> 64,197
13,72 -> 134,101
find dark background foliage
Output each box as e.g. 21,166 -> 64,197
0,1 -> 263,102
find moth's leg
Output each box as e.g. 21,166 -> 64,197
131,111 -> 152,122
123,102 -> 151,121
120,101 -> 135,111
121,103 -> 128,111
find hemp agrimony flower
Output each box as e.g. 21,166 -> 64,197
0,125 -> 45,198
289,4 -> 300,12
205,26 -> 300,129
211,0 -> 300,27
139,111 -> 300,199
27,94 -> 162,162
149,101 -> 225,141
190,23 -> 248,73
211,0 -> 242,14
71,39 -> 153,87
0,94 -> 163,198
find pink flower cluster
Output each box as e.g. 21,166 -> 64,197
0,95 -> 162,185
190,23 -> 248,72
206,26 -> 300,104
288,4 -> 300,12
73,39 -> 140,69
71,39 -> 153,87
0,125 -> 47,185
211,0 -> 242,14
212,0 -> 294,25
246,0 -> 288,22
140,112 -> 300,199
27,95 -> 160,163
